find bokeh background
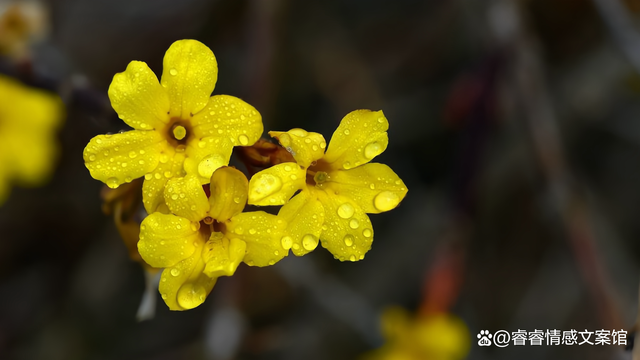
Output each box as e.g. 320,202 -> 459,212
1,0 -> 640,359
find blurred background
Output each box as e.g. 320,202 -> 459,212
1,0 -> 640,359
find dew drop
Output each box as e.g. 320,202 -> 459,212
191,222 -> 200,231
343,161 -> 352,170
177,283 -> 207,309
129,151 -> 137,159
171,194 -> 178,200
238,134 -> 249,145
302,234 -> 318,251
249,228 -> 256,235
198,154 -> 226,178
170,268 -> 180,277
284,165 -> 292,172
312,145 -> 318,151
369,183 -> 375,190
349,219 -> 359,229
169,68 -> 178,76
349,255 -> 356,261
364,142 -> 382,159
337,203 -> 355,219
281,236 -> 292,250
106,177 -> 119,189
154,173 -> 162,180
89,154 -> 96,161
344,129 -> 350,135
96,138 -> 103,144
363,228 -> 372,238
374,191 -> 401,211
268,260 -> 275,265
343,235 -> 354,247
249,173 -> 283,202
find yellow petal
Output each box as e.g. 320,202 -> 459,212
208,166 -> 248,222
225,211 -> 288,266
164,174 -> 209,222
316,190 -> 374,262
191,95 -> 263,146
0,74 -> 63,132
6,131 -> 57,186
141,148 -> 187,214
269,128 -> 326,168
278,189 -> 325,256
183,135 -> 233,184
247,163 -> 305,206
138,212 -> 202,268
323,110 -> 389,170
202,231 -> 246,278
108,61 -> 170,130
317,163 -> 408,213
83,130 -> 166,189
159,244 -> 217,311
161,39 -> 217,119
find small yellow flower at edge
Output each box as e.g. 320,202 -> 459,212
83,39 -> 263,214
137,167 -> 287,311
247,110 -> 408,261
0,74 -> 64,204
363,307 -> 470,360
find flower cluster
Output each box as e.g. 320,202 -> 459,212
83,39 -> 408,310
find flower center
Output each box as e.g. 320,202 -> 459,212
314,171 -> 328,184
172,125 -> 187,140
165,118 -> 193,147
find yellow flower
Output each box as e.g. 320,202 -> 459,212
0,74 -> 64,204
83,39 -> 263,213
363,307 -> 470,360
0,1 -> 49,59
138,167 -> 287,311
247,110 -> 407,261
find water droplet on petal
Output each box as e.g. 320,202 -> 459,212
349,255 -> 356,261
302,234 -> 318,251
191,222 -> 201,231
337,203 -> 355,219
169,68 -> 178,76
349,219 -> 359,229
344,235 -> 354,247
170,268 -> 180,277
249,173 -> 283,202
89,154 -> 96,161
106,177 -> 119,189
369,183 -> 375,190
363,229 -> 372,238
129,151 -> 137,159
268,260 -> 275,265
374,191 -> 401,212
284,165 -> 292,172
281,236 -> 292,250
364,142 -> 382,159
249,228 -> 256,235
198,154 -> 226,178
177,283 -> 207,309
238,134 -> 249,145
343,161 -> 352,170
344,129 -> 350,135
